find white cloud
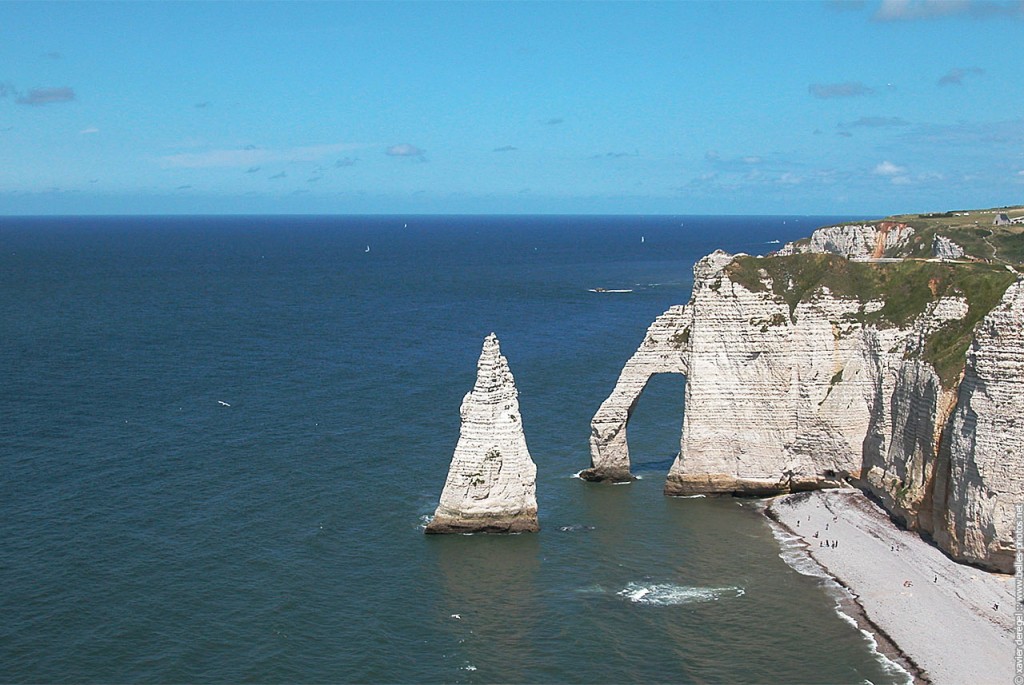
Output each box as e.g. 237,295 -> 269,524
875,0 -> 1022,20
385,143 -> 425,157
159,142 -> 367,169
873,160 -> 907,176
79,127 -> 99,135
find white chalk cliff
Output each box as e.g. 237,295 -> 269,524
426,333 -> 539,534
587,221 -> 1023,572
776,221 -> 915,259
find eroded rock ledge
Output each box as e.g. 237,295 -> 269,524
586,215 -> 1023,572
426,333 -> 539,534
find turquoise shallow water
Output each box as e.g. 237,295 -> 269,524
0,215 -> 905,683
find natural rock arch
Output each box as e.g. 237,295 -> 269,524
580,306 -> 689,482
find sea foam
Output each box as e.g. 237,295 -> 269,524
617,582 -> 744,606
766,519 -> 912,684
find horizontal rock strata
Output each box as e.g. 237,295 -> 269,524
588,220 -> 1023,572
582,304 -> 689,482
426,333 -> 538,534
778,222 -> 914,259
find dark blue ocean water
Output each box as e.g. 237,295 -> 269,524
0,215 -> 907,684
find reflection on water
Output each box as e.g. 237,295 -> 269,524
427,534 -> 540,680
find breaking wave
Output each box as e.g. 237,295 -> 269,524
617,582 -> 745,606
767,520 -> 831,580
766,520 -> 912,683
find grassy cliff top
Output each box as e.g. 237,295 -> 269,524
861,205 -> 1024,264
726,206 -> 1022,388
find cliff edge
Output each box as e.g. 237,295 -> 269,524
586,207 -> 1023,572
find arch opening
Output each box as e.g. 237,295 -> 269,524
626,372 -> 686,478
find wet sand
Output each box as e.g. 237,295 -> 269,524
765,489 -> 1015,685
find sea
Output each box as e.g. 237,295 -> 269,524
0,215 -> 911,684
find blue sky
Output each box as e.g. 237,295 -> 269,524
1,0 -> 1022,215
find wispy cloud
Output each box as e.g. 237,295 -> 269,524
0,82 -> 16,98
269,171 -> 286,180
335,157 -> 359,167
938,66 -> 984,85
592,151 -> 637,159
705,151 -> 769,169
493,145 -> 518,152
159,142 -> 366,169
386,143 -> 425,159
44,51 -> 63,60
542,117 -> 564,125
874,160 -> 907,176
808,82 -> 873,99
841,116 -> 910,128
825,0 -> 868,11
875,0 -> 1023,20
16,86 -> 75,106
79,127 -> 99,135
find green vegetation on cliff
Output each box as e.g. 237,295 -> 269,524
726,253 -> 1016,387
857,206 -> 1024,265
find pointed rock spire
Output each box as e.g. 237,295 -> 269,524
425,333 -> 539,534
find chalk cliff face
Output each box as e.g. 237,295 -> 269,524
426,333 -> 539,534
777,222 -> 914,259
932,234 -> 965,260
937,281 -> 1024,571
587,221 -> 1022,572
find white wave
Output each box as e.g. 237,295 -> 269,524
832,595 -> 913,684
617,582 -> 744,606
574,583 -> 607,596
417,514 -> 433,531
677,494 -> 705,499
460,663 -> 477,671
767,520 -> 832,580
765,521 -> 912,683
